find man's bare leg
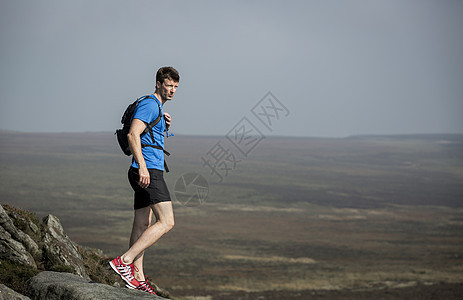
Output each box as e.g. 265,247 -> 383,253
129,206 -> 153,281
121,201 -> 174,268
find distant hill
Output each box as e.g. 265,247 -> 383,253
346,133 -> 463,142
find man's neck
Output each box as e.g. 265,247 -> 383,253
153,92 -> 166,105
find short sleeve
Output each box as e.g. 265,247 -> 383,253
133,99 -> 159,124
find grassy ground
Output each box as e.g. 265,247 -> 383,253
1,131 -> 462,299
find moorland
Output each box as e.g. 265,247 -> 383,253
1,131 -> 462,299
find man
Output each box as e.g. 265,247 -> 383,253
110,66 -> 179,295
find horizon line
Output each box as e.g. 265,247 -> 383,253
1,129 -> 463,140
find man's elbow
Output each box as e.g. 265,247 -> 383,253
127,131 -> 136,141
127,131 -> 138,148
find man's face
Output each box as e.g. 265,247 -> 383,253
157,78 -> 179,101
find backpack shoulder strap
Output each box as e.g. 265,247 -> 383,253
142,95 -> 163,135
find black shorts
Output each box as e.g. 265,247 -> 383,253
128,167 -> 171,210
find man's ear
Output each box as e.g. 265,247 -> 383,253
156,80 -> 161,90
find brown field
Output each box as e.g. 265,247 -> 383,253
1,131 -> 462,299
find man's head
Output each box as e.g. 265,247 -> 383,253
155,66 -> 179,102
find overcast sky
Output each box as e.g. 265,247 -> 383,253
1,0 -> 462,137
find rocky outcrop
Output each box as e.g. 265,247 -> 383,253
0,284 -> 30,300
0,205 -> 38,268
41,214 -> 89,280
0,204 -> 88,279
28,271 -> 166,300
0,204 -> 170,299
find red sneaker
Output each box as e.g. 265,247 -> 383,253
130,281 -> 157,295
109,256 -> 140,288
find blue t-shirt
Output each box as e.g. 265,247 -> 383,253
130,95 -> 166,171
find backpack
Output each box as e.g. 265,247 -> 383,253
115,95 -> 171,172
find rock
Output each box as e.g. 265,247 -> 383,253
0,284 -> 31,300
0,228 -> 36,268
28,271 -> 168,300
41,215 -> 89,280
1,206 -> 41,259
0,206 -> 37,268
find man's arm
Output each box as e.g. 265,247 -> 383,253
128,119 -> 150,188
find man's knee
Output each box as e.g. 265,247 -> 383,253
152,202 -> 174,232
166,217 -> 175,231
162,217 -> 175,232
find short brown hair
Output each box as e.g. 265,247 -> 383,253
156,66 -> 180,84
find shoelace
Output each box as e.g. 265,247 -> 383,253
130,264 -> 139,274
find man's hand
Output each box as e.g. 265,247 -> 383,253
164,112 -> 171,131
138,167 -> 150,188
